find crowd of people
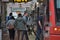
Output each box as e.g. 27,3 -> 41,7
6,11 -> 44,40
6,12 -> 29,40
6,3 -> 45,40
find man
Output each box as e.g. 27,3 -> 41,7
35,3 -> 45,40
22,11 -> 29,40
35,13 -> 44,40
14,13 -> 27,40
23,12 -> 28,22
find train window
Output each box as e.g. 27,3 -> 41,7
55,0 -> 60,26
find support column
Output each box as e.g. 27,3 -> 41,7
1,2 -> 5,21
1,2 -> 7,22
1,2 -> 7,40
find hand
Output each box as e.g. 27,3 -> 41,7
40,25 -> 42,29
40,27 -> 42,29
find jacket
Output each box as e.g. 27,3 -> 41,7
14,17 -> 27,30
6,19 -> 15,29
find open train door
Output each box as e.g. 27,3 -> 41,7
43,0 -> 50,40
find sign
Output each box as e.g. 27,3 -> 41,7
14,0 -> 27,2
22,2 -> 32,7
12,8 -> 26,12
2,0 -> 9,2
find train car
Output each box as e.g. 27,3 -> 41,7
44,0 -> 60,40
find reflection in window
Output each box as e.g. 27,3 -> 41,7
55,0 -> 60,25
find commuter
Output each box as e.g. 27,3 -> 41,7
35,13 -> 44,40
14,13 -> 28,40
22,11 -> 29,40
6,13 -> 13,22
6,16 -> 15,40
27,15 -> 33,35
23,11 -> 28,22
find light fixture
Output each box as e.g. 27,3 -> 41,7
54,28 -> 57,31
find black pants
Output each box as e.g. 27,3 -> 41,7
9,29 -> 15,40
22,30 -> 29,40
27,25 -> 30,31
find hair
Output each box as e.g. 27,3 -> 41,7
9,13 -> 12,16
42,3 -> 45,7
18,14 -> 22,17
10,16 -> 15,20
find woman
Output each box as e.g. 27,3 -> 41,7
6,16 -> 15,40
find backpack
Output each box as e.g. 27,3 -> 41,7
6,20 -> 14,29
7,24 -> 14,29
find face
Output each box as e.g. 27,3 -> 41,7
25,13 -> 28,16
26,13 -> 28,16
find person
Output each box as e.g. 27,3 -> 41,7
26,14 -> 33,35
23,12 -> 29,31
22,12 -> 29,40
6,16 -> 15,40
23,11 -> 28,22
14,13 -> 28,40
6,13 -> 13,22
35,13 -> 44,40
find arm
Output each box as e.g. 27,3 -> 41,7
14,19 -> 17,28
6,20 -> 10,29
38,20 -> 42,29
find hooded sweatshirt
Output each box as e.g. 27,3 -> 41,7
14,17 -> 27,30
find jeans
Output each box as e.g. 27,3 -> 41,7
21,30 -> 29,40
35,29 -> 42,40
9,29 -> 15,40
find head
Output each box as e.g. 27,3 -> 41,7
30,14 -> 33,16
41,3 -> 45,8
9,13 -> 12,16
10,16 -> 15,20
24,11 -> 28,16
18,14 -> 22,17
